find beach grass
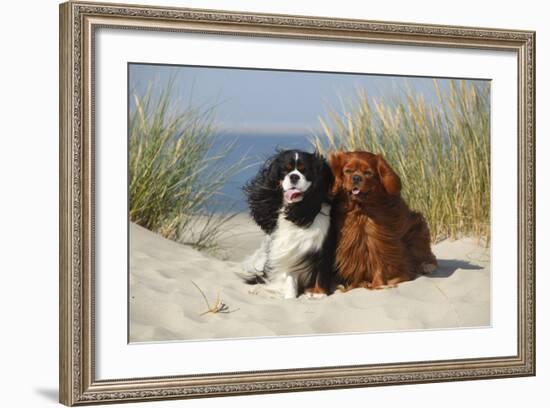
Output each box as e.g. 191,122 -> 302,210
129,83 -> 243,253
313,80 -> 490,242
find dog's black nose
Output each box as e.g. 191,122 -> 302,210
289,174 -> 300,184
352,175 -> 362,184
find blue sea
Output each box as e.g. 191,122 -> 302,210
206,132 -> 316,212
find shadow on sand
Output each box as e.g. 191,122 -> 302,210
426,259 -> 483,279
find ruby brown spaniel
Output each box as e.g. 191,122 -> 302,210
329,151 -> 437,290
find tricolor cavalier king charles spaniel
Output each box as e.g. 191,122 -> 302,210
330,151 -> 437,289
239,150 -> 336,299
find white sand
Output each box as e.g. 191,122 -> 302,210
129,214 -> 490,342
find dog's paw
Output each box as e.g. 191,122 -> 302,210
335,284 -> 351,293
249,285 -> 286,299
364,280 -> 398,290
304,292 -> 327,300
421,262 -> 437,274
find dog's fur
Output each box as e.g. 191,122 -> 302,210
239,150 -> 336,298
330,151 -> 437,289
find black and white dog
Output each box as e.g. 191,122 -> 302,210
240,150 -> 336,299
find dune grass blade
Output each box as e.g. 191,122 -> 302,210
313,79 -> 490,243
129,83 -> 244,253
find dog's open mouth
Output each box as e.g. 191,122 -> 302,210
284,188 -> 304,203
350,187 -> 368,199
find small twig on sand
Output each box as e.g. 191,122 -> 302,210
190,280 -> 239,316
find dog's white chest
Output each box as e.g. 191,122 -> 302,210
268,203 -> 331,274
242,203 -> 331,299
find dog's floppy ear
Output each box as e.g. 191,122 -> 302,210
314,152 -> 334,193
322,158 -> 334,191
328,151 -> 345,197
376,154 -> 401,195
243,152 -> 282,234
264,154 -> 282,188
329,151 -> 345,176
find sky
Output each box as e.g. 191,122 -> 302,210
129,63 -> 489,137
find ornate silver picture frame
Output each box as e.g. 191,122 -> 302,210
59,1 -> 535,405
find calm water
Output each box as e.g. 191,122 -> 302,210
207,132 -> 316,212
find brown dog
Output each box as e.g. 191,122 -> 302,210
330,151 -> 437,289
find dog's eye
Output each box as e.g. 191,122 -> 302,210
344,169 -> 353,174
365,171 -> 374,177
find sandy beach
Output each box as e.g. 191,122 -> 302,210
129,214 -> 490,342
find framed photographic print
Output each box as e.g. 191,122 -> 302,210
59,1 -> 536,405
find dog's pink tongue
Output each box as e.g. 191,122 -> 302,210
284,190 -> 302,202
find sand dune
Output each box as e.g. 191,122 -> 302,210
129,214 -> 490,342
